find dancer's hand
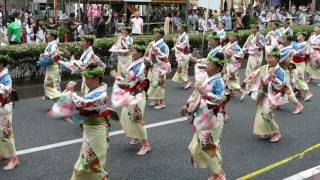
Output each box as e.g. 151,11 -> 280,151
110,70 -> 118,78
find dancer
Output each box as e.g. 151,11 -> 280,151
306,25 -> 320,85
68,66 -> 109,180
59,35 -> 106,95
265,22 -> 282,55
172,24 -> 192,89
111,44 -> 151,155
223,31 -> 245,99
245,50 -> 285,142
242,25 -> 265,78
38,30 -> 61,101
0,55 -> 19,170
182,55 -> 227,180
145,28 -> 171,110
280,20 -> 293,36
109,27 -> 133,76
291,32 -> 313,101
279,35 -> 304,114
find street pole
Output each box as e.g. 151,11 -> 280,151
54,0 -> 58,22
4,0 -> 7,24
311,0 -> 316,12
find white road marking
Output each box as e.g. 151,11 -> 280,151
283,165 -> 320,180
16,117 -> 187,156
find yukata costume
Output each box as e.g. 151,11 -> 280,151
188,46 -> 222,112
306,33 -> 320,81
109,35 -> 133,75
279,45 -> 305,105
280,26 -> 294,36
188,72 -> 225,177
70,83 -> 109,180
265,29 -> 282,55
245,64 -> 285,136
223,41 -> 244,91
216,29 -> 227,43
112,57 -> 148,142
145,38 -> 171,102
60,46 -> 106,95
0,68 -> 16,160
172,32 -> 191,84
290,41 -> 312,93
41,39 -> 61,99
243,32 -> 266,77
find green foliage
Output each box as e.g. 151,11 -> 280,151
0,25 -> 315,65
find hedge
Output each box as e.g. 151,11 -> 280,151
0,25 -> 315,81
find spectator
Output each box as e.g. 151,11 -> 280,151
0,8 -> 3,27
224,11 -> 232,31
242,11 -> 251,30
258,11 -> 267,30
164,12 -> 171,35
299,9 -> 307,25
187,9 -> 197,33
7,12 -> 22,45
67,13 -> 80,42
172,11 -> 182,33
235,12 -> 243,30
47,17 -> 58,30
206,13 -> 216,32
130,11 -> 143,35
95,16 -> 106,38
197,13 -> 206,33
34,19 -> 46,43
314,11 -> 320,26
25,17 -> 35,44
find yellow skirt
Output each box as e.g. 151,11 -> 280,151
172,60 -> 190,83
306,61 -> 320,80
120,95 -> 147,141
147,69 -> 166,100
188,124 -> 224,175
0,103 -> 16,159
71,124 -> 108,180
44,64 -> 61,99
253,99 -> 279,136
117,55 -> 132,76
245,53 -> 263,77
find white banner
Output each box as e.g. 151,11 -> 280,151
197,0 -> 220,11
33,0 -> 47,3
124,0 -> 152,2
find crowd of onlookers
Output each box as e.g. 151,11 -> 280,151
1,4 -> 320,46
167,4 -> 320,34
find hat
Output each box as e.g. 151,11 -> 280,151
81,35 -> 96,45
122,26 -> 132,33
132,44 -> 146,54
296,31 -> 307,37
178,24 -> 187,30
218,20 -> 225,26
81,66 -> 105,78
0,55 -> 12,66
153,27 -> 165,36
207,54 -> 228,67
48,30 -> 59,38
207,34 -> 220,41
227,31 -> 238,38
268,50 -> 280,59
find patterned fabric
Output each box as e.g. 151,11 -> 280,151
280,27 -> 293,36
0,69 -> 16,159
223,41 -> 244,90
306,34 -> 320,79
187,73 -> 225,175
216,29 -> 226,41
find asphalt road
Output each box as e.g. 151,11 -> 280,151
0,76 -> 320,180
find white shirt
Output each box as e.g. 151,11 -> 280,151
131,17 -> 143,34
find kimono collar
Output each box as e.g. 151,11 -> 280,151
208,45 -> 221,56
0,68 -> 8,78
87,83 -> 108,95
229,41 -> 239,47
179,32 -> 187,41
127,57 -> 144,71
202,73 -> 221,87
48,39 -> 57,47
314,33 -> 320,40
283,27 -> 291,32
153,38 -> 164,48
83,46 -> 93,54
